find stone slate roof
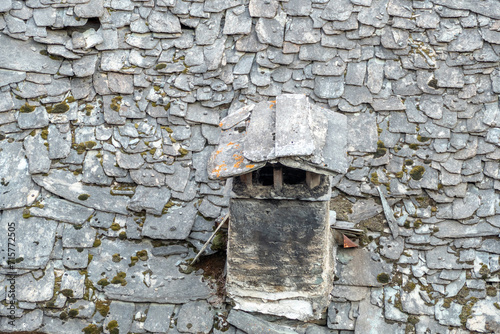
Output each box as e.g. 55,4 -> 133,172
207,94 -> 349,179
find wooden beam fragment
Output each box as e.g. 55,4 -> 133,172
273,167 -> 283,191
306,171 -> 321,189
240,173 -> 252,187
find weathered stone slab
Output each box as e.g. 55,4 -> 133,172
431,0 -> 500,19
0,309 -> 43,332
142,200 -> 197,240
177,301 -> 214,334
15,263 -> 55,302
355,297 -> 405,334
321,0 -> 353,21
144,304 -> 175,333
23,131 -> 51,174
275,94 -> 315,158
347,111 -> 378,153
87,239 -> 212,303
0,210 -> 57,269
0,34 -> 62,74
0,141 -> 39,209
314,76 -> 344,99
242,101 -> 275,162
321,108 -> 349,174
128,186 -> 171,216
433,221 -> 500,239
335,248 -> 393,286
29,196 -> 94,224
227,310 -> 297,334
32,169 -> 130,214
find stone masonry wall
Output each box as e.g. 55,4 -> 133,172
0,0 -> 500,333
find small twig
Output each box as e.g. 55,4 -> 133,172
190,213 -> 229,265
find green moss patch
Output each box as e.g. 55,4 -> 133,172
409,166 -> 425,181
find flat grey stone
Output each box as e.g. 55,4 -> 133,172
314,76 -> 344,99
63,248 -> 88,269
452,191 -> 480,219
335,248 -> 393,286
342,85 -> 373,105
116,151 -> 145,170
23,131 -> 51,174
46,125 -> 70,160
478,239 -> 500,254
321,34 -> 356,49
74,0 -> 104,18
60,270 -> 85,299
355,297 -> 405,334
32,169 -> 130,214
82,151 -> 113,186
0,34 -> 61,74
283,0 -> 311,16
371,97 -> 406,111
151,245 -> 190,257
347,111 -> 378,153
0,0 -> 12,12
235,29 -> 267,52
15,263 -> 54,302
227,310 -> 297,334
186,103 -> 220,126
125,33 -> 159,50
204,36 -> 226,71
435,61 -> 464,88
39,317 -> 88,334
285,17 -> 320,44
196,13 -> 222,46
388,0 -> 413,18
381,26 -> 408,49
103,301 -> 135,334
0,309 -> 43,332
432,0 -> 500,20
328,302 -> 355,330
0,91 -> 14,112
358,0 -> 390,28
366,58 -> 384,94
321,0 -> 352,21
300,44 -> 337,62
164,162 -> 190,192
177,300 -> 214,334
243,101 -> 276,162
0,141 -> 39,209
448,29 -> 483,52
142,200 -> 197,240
30,196 -> 94,225
128,185 -> 171,216
223,6 -> 252,35
130,166 -> 166,187
62,222 -> 95,248
0,69 -> 25,87
144,304 -> 175,333
72,55 -> 98,77
401,284 -> 435,315
87,239 -> 213,303
249,0 -> 278,18
275,94 -> 316,157
467,296 -> 500,332
0,210 -> 57,269
256,13 -> 286,48
345,62 -> 366,86
434,221 -> 500,239
379,236 -> 405,260
148,10 -> 181,33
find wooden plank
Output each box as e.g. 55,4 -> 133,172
306,171 -> 321,189
240,173 -> 252,187
273,167 -> 283,191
